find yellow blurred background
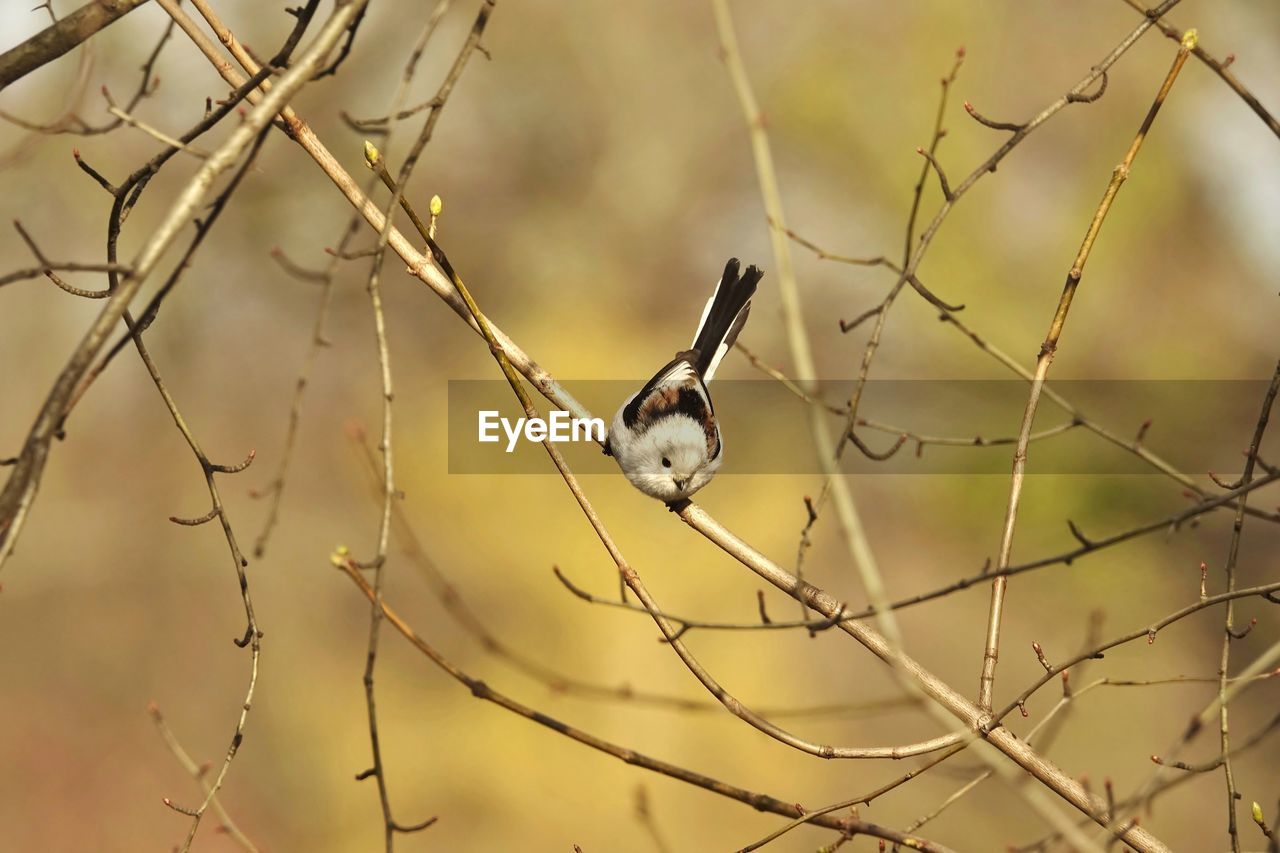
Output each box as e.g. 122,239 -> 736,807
1,1 -> 1277,850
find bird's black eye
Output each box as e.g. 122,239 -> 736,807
661,457 -> 671,468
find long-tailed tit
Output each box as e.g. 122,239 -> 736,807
606,258 -> 762,503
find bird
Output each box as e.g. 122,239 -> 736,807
606,258 -> 762,503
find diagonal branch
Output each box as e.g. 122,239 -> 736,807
0,0 -> 152,91
334,557 -> 956,852
977,30 -> 1198,713
1121,0 -> 1280,139
676,502 -> 1169,851
0,0 -> 368,571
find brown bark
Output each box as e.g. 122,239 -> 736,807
0,0 -> 152,92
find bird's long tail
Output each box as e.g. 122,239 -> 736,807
690,258 -> 762,381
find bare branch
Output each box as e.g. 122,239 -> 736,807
978,30 -> 1197,712
0,0 -> 152,91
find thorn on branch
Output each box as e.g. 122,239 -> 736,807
163,797 -> 200,817
846,429 -> 908,461
839,306 -> 882,333
233,624 -> 255,648
209,449 -> 256,474
1135,417 -> 1153,445
355,767 -> 376,781
916,146 -> 954,201
756,590 -> 772,625
963,100 -> 1025,132
905,272 -> 964,312
169,507 -> 219,526
1066,70 -> 1109,104
1227,617 -> 1256,640
72,149 -> 118,195
270,245 -> 329,283
1208,470 -> 1243,490
1066,518 -> 1094,548
552,565 -> 595,603
44,270 -> 111,299
393,816 -> 439,833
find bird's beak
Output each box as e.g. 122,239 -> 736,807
673,478 -> 687,492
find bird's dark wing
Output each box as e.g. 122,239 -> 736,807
622,353 -> 697,428
623,351 -> 719,459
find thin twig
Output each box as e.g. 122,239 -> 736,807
977,30 -> 1197,712
148,703 -> 259,852
129,131 -> 270,853
786,227 -> 1280,525
1121,0 -> 1280,139
346,2 -> 483,844
553,468 -> 1280,640
676,502 -> 1169,851
831,0 -> 1183,471
1213,361 -> 1280,853
249,238 -> 349,556
102,87 -> 210,157
634,786 -> 672,853
333,555 -> 955,852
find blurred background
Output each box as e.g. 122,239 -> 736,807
1,1 -> 1278,850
